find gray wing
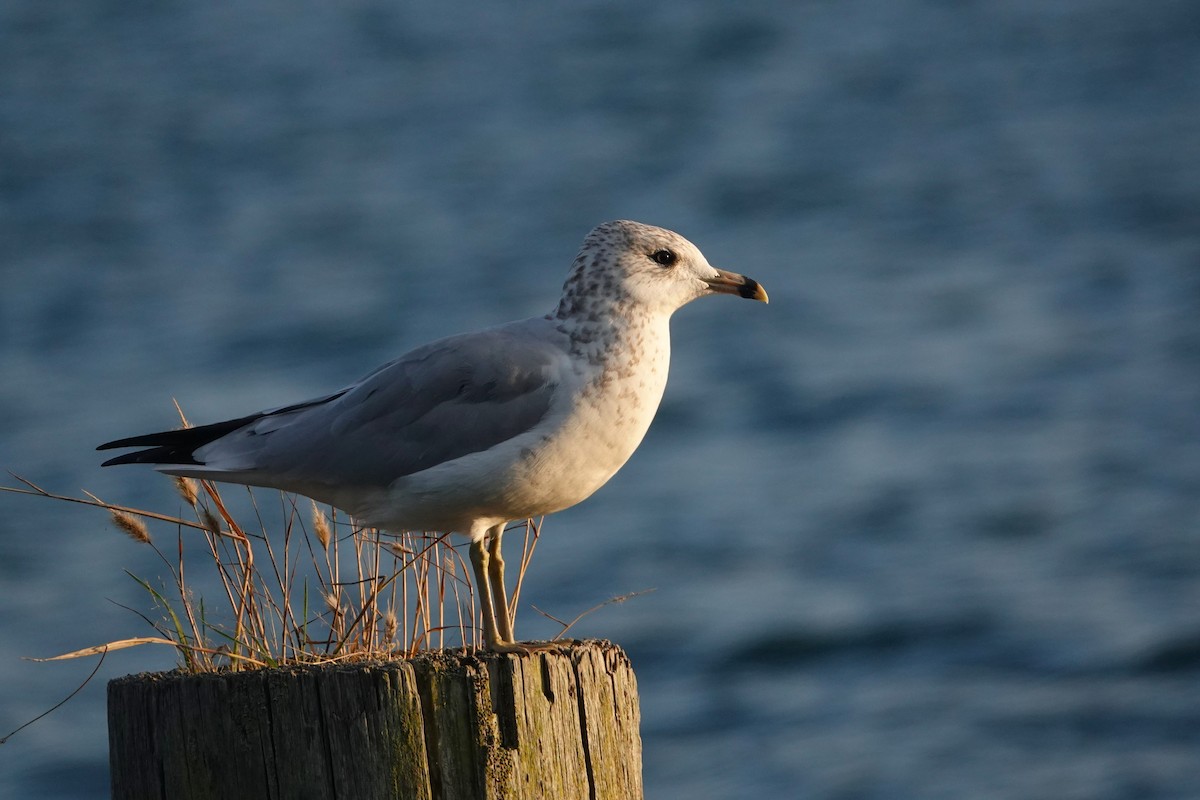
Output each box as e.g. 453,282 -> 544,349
193,319 -> 569,488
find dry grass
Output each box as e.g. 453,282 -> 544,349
4,472 -> 547,672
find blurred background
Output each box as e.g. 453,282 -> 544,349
2,1 -> 1199,797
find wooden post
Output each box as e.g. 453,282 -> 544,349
107,639 -> 642,800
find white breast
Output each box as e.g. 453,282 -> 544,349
363,316 -> 673,534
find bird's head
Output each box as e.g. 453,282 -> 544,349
555,220 -> 768,322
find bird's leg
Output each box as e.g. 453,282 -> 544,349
469,536 -> 502,650
487,527 -> 515,643
469,524 -> 566,654
469,527 -> 526,653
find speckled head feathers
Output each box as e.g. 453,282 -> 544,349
553,220 -> 763,323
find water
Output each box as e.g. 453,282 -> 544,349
3,1 -> 1199,797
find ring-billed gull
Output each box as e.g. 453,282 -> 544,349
99,220 -> 768,652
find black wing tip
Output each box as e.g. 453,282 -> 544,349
97,428 -> 191,452
97,436 -> 145,452
99,446 -> 203,467
97,413 -> 262,466
100,449 -> 155,467
97,431 -> 192,467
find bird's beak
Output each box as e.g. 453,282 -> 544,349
705,268 -> 769,303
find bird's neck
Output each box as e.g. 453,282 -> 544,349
550,307 -> 671,378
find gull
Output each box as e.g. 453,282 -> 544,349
99,220 -> 768,652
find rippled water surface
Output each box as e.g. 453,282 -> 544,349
2,2 -> 1199,797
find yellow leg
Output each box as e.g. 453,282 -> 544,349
469,523 -> 567,653
488,528 -> 516,643
469,525 -> 529,653
468,536 -> 503,649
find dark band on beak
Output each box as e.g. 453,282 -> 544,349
705,268 -> 770,303
737,277 -> 767,301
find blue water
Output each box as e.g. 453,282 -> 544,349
3,1 -> 1199,797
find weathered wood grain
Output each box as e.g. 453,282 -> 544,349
108,640 -> 642,800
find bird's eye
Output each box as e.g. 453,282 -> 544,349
651,249 -> 677,267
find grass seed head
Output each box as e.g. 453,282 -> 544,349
110,509 -> 151,544
172,476 -> 198,507
200,508 -> 221,535
312,502 -> 332,551
324,591 -> 341,615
